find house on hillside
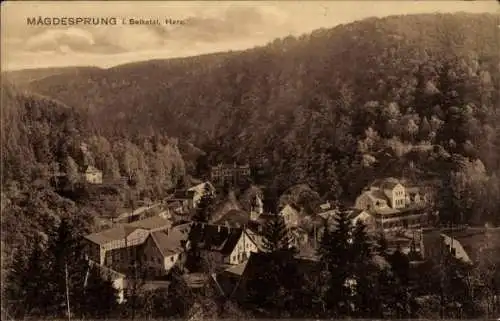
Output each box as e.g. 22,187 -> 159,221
354,178 -> 430,233
188,222 -> 259,268
220,251 -> 321,302
209,190 -> 244,223
84,216 -> 172,273
113,203 -> 164,224
278,204 -> 301,228
239,186 -> 265,221
187,181 -> 216,208
421,228 -> 500,266
83,165 -> 103,184
212,209 -> 250,228
140,227 -> 190,278
210,163 -> 251,187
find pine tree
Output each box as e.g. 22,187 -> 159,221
262,216 -> 292,253
80,267 -> 119,318
4,237 -> 48,318
44,218 -> 89,317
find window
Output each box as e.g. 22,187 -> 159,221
170,256 -> 174,262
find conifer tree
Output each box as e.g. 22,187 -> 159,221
4,237 -> 48,318
262,216 -> 293,253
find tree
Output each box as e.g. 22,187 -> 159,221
261,216 -> 293,253
65,155 -> 80,186
4,236 -> 48,318
80,267 -> 119,319
192,184 -> 215,223
316,211 -> 355,316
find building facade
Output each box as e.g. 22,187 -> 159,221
210,163 -> 251,186
354,178 -> 430,233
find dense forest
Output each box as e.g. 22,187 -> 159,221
6,13 -> 500,225
1,12 -> 500,318
0,82 -> 187,299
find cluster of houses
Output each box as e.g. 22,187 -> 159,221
83,174 -> 497,304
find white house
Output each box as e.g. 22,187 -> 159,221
189,222 -> 259,267
83,165 -> 103,184
141,227 -> 190,278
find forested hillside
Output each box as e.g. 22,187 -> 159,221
4,13 -> 500,227
0,82 -> 187,295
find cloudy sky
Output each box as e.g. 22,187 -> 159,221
1,0 -> 497,71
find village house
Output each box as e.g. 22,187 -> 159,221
140,225 -> 191,279
278,204 -> 301,228
84,216 -> 172,273
238,185 -> 265,221
421,227 -> 500,266
188,222 -> 259,269
83,165 -> 103,184
354,178 -> 430,233
165,181 -> 215,213
187,181 -> 216,207
210,163 -> 251,186
113,203 -> 164,224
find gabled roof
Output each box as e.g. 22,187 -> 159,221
150,228 -> 188,258
279,204 -> 300,217
84,165 -> 101,173
85,215 -> 171,245
189,223 -> 244,255
127,215 -> 171,230
213,209 -> 250,228
84,225 -> 137,245
187,181 -> 215,194
239,185 -> 264,211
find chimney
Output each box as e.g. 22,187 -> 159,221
218,225 -> 221,233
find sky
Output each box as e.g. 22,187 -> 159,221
1,0 -> 498,71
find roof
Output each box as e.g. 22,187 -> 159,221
213,209 -> 250,228
172,190 -> 195,199
150,228 -> 188,257
189,223 -> 244,255
445,228 -> 500,264
367,190 -> 388,202
127,215 -> 171,230
381,181 -> 401,191
441,234 -> 471,264
319,202 -> 332,211
280,204 -> 300,217
86,215 -> 171,245
116,203 -> 162,220
210,191 -> 244,222
346,209 -> 369,220
239,185 -> 264,211
187,181 -> 215,194
84,225 -> 137,245
223,260 -> 248,276
318,209 -> 338,220
85,165 -> 101,173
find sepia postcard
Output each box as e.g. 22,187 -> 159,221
1,0 -> 499,320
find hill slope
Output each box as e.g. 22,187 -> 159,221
6,12 -> 500,224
